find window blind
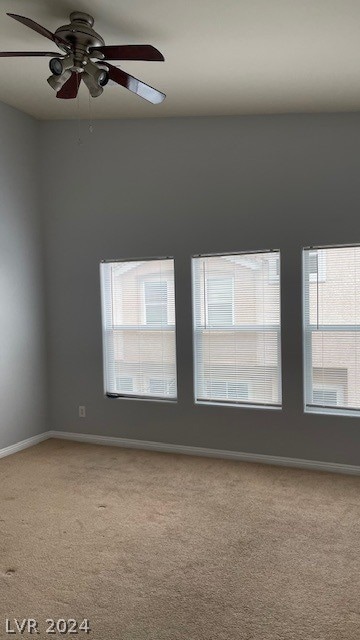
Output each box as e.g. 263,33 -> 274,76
192,251 -> 282,407
303,245 -> 360,415
100,258 -> 177,400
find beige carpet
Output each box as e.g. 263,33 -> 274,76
1,439 -> 360,640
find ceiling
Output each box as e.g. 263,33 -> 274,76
0,0 -> 360,120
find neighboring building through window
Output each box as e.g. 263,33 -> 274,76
205,380 -> 249,402
149,378 -> 176,395
312,388 -> 339,407
205,277 -> 234,326
116,377 -> 134,393
192,251 -> 282,408
303,244 -> 360,416
100,258 -> 177,400
144,281 -> 168,325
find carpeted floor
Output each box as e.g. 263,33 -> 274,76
1,439 -> 360,639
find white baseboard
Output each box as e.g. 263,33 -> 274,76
48,430 -> 360,476
0,432 -> 49,460
1,429 -> 359,476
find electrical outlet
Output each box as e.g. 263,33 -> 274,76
79,405 -> 86,418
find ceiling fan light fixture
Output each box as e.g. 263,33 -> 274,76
49,53 -> 74,76
98,69 -> 109,87
47,68 -> 72,92
49,57 -> 63,76
81,70 -> 103,98
84,59 -> 109,89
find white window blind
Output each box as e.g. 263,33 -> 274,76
192,251 -> 282,407
100,258 -> 177,400
303,245 -> 360,415
144,281 -> 168,325
206,278 -> 234,326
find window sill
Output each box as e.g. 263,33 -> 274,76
105,393 -> 177,404
305,406 -> 360,419
195,400 -> 282,411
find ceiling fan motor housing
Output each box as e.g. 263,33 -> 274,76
54,12 -> 105,60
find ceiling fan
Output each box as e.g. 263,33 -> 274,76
0,12 -> 166,104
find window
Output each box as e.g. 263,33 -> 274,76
303,245 -> 360,415
192,251 -> 282,407
100,258 -> 177,400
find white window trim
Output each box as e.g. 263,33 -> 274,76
302,246 -> 359,417
100,258 -> 177,401
309,249 -> 326,283
192,252 -> 282,410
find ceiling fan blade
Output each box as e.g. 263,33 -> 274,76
56,72 -> 81,99
105,63 -> 166,104
7,13 -> 70,49
90,45 -> 164,62
0,51 -> 61,57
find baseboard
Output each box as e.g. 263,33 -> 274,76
2,429 -> 359,476
48,430 -> 360,476
0,432 -> 49,460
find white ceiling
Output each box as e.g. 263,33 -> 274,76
0,0 -> 360,120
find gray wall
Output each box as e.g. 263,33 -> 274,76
40,114 -> 360,465
0,102 -> 47,449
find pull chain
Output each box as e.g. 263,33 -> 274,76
77,74 -> 82,145
88,91 -> 94,134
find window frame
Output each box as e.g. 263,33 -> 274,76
192,249 -> 282,410
303,244 -> 360,417
100,256 -> 178,402
308,249 -> 326,283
